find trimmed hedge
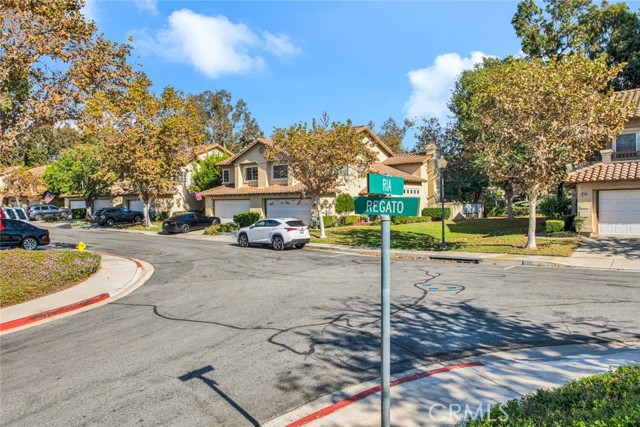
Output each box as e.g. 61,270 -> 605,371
343,215 -> 360,226
422,207 -> 451,221
546,219 -> 565,234
392,216 -> 432,225
153,211 -> 170,221
322,215 -> 338,228
204,223 -> 239,235
71,208 -> 86,219
548,231 -> 578,238
233,211 -> 260,227
335,193 -> 355,214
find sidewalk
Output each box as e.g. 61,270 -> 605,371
0,253 -> 154,334
265,341 -> 640,427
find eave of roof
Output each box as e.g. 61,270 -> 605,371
355,126 -> 395,157
218,138 -> 274,166
565,161 -> 640,186
369,163 -> 427,183
195,143 -> 234,157
382,154 -> 432,166
200,183 -> 307,197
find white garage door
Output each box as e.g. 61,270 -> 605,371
93,199 -> 112,211
128,200 -> 144,212
70,200 -> 86,209
215,200 -> 250,223
599,190 -> 640,235
266,199 -> 312,226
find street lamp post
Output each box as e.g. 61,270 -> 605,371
437,158 -> 447,250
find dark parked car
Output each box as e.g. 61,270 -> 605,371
162,212 -> 220,233
92,207 -> 144,226
0,218 -> 50,250
27,205 -> 71,221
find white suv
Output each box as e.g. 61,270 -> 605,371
237,218 -> 310,250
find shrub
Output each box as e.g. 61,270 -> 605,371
1,250 -> 101,307
335,193 -> 355,214
548,231 -> 578,238
43,215 -> 62,222
512,205 -> 529,216
322,215 -> 338,228
545,219 -> 565,234
422,207 -> 451,221
233,211 -> 260,227
71,208 -> 86,219
539,194 -> 571,219
487,206 -> 506,217
153,211 -> 170,221
204,223 -> 239,235
574,216 -> 586,232
462,364 -> 640,427
392,216 -> 432,225
343,215 -> 360,226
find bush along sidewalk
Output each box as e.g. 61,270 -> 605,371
461,364 -> 640,427
204,223 -> 238,235
0,250 -> 102,307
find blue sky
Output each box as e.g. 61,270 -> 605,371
83,1 -> 639,149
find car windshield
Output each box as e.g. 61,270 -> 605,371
286,220 -> 305,227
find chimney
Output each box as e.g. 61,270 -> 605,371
600,149 -> 613,164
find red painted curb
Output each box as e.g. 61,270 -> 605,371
287,362 -> 484,427
0,293 -> 110,332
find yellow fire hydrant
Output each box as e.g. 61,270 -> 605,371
77,241 -> 86,252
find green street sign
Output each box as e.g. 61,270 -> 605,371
354,196 -> 420,217
368,173 -> 404,196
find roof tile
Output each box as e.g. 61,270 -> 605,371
200,183 -> 306,197
565,161 -> 640,185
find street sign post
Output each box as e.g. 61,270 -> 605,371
355,174 -> 420,427
368,173 -> 404,196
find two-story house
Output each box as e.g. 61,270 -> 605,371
200,126 -> 439,224
566,88 -> 640,235
63,143 -> 233,215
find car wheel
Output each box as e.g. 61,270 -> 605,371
272,236 -> 285,251
134,215 -> 143,223
106,218 -> 115,226
60,212 -> 68,220
34,214 -> 43,221
212,218 -> 220,225
294,243 -> 306,249
181,224 -> 190,233
238,233 -> 249,247
21,237 -> 38,250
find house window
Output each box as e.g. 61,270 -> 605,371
222,169 -> 230,183
615,133 -> 638,153
245,166 -> 258,181
272,164 -> 288,180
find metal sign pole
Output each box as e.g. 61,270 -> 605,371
380,214 -> 391,427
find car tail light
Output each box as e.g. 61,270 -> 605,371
44,231 -> 50,237
285,227 -> 299,232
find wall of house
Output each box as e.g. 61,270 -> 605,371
575,180 -> 639,234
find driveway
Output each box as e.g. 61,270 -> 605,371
569,236 -> 640,269
1,228 -> 639,426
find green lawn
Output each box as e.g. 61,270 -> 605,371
121,222 -> 163,232
310,218 -> 580,257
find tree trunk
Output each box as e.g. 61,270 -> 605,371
556,181 -> 564,199
142,197 -> 151,229
84,197 -> 94,220
505,186 -> 514,220
525,186 -> 539,250
316,197 -> 326,239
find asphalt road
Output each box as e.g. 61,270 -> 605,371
2,227 -> 639,426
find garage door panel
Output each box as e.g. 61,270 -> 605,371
129,200 -> 144,212
599,190 -> 640,235
70,200 -> 86,209
215,200 -> 250,223
266,199 -> 312,226
93,199 -> 112,211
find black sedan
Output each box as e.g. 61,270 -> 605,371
92,207 -> 144,226
0,218 -> 50,250
162,212 -> 220,233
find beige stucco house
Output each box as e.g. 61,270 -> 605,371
566,88 -> 640,236
200,126 -> 439,224
63,144 -> 232,215
0,165 -> 47,206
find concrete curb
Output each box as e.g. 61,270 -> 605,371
0,253 -> 154,334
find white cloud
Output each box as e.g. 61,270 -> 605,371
133,0 -> 158,15
140,9 -> 300,79
405,51 -> 491,121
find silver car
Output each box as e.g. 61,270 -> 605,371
237,218 -> 310,250
27,205 -> 71,221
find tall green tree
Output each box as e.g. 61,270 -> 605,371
83,74 -> 204,228
43,145 -> 112,219
463,56 -> 624,249
268,118 -> 377,238
193,90 -> 263,153
377,117 -> 414,153
191,153 -> 229,192
512,0 -> 640,89
0,0 -> 132,164
9,124 -> 83,167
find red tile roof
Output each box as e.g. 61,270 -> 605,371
565,161 -> 640,185
200,183 -> 307,197
369,163 -> 427,184
614,88 -> 640,119
382,154 -> 432,165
